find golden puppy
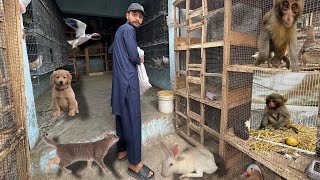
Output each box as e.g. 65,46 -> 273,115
50,70 -> 79,117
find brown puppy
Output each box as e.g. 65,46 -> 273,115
50,69 -> 79,117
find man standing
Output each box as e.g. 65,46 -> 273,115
108,3 -> 154,180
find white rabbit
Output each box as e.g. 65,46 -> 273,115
160,142 -> 223,179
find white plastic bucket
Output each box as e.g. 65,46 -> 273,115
157,90 -> 175,114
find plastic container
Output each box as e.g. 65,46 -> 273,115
157,90 -> 175,114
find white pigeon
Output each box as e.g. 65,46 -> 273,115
19,0 -> 31,14
64,18 -> 101,49
29,55 -> 43,71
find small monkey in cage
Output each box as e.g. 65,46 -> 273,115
254,0 -> 304,71
259,93 -> 299,133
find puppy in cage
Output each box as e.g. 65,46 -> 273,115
50,69 -> 79,117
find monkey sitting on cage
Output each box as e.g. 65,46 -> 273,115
259,93 -> 299,133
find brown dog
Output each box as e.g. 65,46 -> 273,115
50,69 -> 79,117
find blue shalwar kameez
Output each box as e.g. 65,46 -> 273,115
108,22 -> 142,165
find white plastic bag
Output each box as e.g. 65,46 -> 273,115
137,47 -> 152,95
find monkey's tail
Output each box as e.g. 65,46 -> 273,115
41,131 -> 58,148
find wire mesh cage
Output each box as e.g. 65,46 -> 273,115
246,70 -> 320,179
0,0 -> 30,179
297,1 -> 320,70
174,0 -> 320,179
23,0 -> 67,76
141,42 -> 169,69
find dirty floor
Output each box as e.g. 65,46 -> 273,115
30,74 -> 221,180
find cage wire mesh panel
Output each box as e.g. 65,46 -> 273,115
0,0 -> 30,179
136,0 -> 169,71
23,0 -> 67,81
248,70 -> 320,177
298,0 -> 320,71
174,0 -> 226,162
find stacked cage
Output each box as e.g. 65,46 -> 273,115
0,0 -> 30,179
137,0 -> 169,70
23,0 -> 67,79
174,0 -> 320,179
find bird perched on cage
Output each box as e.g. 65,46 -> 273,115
151,57 -> 162,68
162,56 -> 169,65
19,0 -> 31,14
64,18 -> 101,49
29,55 -> 43,71
241,164 -> 263,180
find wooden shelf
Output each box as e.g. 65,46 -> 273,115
175,88 -> 187,98
175,40 -> 224,50
187,76 -> 201,84
188,111 -> 201,122
176,111 -> 188,119
224,131 -> 311,180
226,64 -> 319,74
203,125 -> 220,139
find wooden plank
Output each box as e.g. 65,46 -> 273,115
176,37 -> 201,46
188,64 -> 202,68
189,92 -> 201,102
175,45 -> 187,51
230,31 -> 258,47
176,111 -> 188,119
206,7 -> 224,19
203,125 -> 220,139
200,0 -> 207,145
219,0 -> 232,160
188,67 -> 201,71
186,0 -> 190,137
187,76 -> 201,84
189,7 -> 203,19
175,89 -> 187,97
227,65 -> 255,73
176,70 -> 187,74
189,43 -> 202,49
204,72 -> 222,77
203,41 -> 224,48
188,21 -> 203,31
201,99 -> 221,109
188,111 -> 201,122
189,122 -> 200,133
227,64 -> 297,73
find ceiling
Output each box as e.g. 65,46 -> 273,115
55,0 -> 144,18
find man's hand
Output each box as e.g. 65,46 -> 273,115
140,56 -> 144,64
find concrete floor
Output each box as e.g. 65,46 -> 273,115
29,74 -> 220,180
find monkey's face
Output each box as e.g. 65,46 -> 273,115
278,0 -> 303,28
267,99 -> 278,108
266,93 -> 287,109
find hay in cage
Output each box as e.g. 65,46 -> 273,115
249,124 -> 317,154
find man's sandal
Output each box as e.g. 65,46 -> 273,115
127,164 -> 155,180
